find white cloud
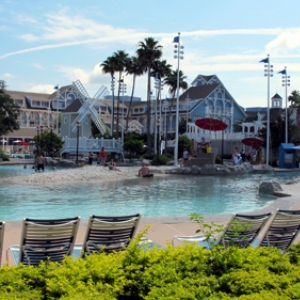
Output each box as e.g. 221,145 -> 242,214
20,33 -> 39,42
33,63 -> 43,69
266,29 -> 300,54
4,73 -> 13,78
30,84 -> 55,94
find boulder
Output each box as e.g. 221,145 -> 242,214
259,180 -> 283,195
190,165 -> 200,175
56,159 -> 76,168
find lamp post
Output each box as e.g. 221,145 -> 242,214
54,85 -> 60,134
50,124 -> 53,158
119,79 -> 126,146
185,93 -> 190,134
111,76 -> 115,136
76,120 -> 81,165
278,67 -> 290,143
173,32 -> 184,167
156,118 -> 160,165
260,55 -> 273,166
36,126 -> 40,157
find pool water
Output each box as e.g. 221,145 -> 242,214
0,166 -> 298,220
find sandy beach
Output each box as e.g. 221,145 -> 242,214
1,164 -> 300,266
1,165 -> 171,186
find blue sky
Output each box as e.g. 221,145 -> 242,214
1,0 -> 300,108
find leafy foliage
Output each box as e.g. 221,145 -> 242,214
0,147 -> 9,161
3,241 -> 300,299
258,109 -> 298,150
32,129 -> 64,157
178,135 -> 191,159
0,87 -> 20,136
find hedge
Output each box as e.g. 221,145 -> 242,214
2,236 -> 300,299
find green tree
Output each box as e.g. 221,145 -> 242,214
125,56 -> 144,132
137,37 -> 163,155
178,135 -> 191,159
123,133 -> 144,157
163,69 -> 188,140
112,50 -> 129,137
258,109 -> 296,149
0,83 -> 20,136
100,56 -> 117,136
33,129 -> 64,157
288,90 -> 300,107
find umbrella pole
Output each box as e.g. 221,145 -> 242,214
222,130 -> 224,164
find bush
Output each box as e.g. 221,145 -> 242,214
215,155 -> 222,164
2,242 -> 300,299
151,154 -> 173,165
0,147 -> 9,161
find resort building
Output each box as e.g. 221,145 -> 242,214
3,74 -> 293,155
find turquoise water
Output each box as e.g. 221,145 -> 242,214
0,165 -> 298,220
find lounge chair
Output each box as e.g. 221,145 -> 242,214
172,212 -> 272,249
8,217 -> 80,266
255,209 -> 300,250
0,221 -> 5,266
80,213 -> 141,257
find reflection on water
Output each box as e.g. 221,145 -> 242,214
1,163 -> 293,220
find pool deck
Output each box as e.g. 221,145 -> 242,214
1,161 -> 300,266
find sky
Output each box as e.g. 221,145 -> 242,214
1,0 -> 300,109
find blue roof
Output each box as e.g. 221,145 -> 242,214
280,143 -> 295,149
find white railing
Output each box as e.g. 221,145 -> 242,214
61,137 -> 123,155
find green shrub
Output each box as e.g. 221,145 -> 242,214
151,154 -> 173,165
0,147 -> 9,161
215,155 -> 222,164
2,241 -> 300,299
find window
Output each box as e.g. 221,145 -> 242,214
15,99 -> 23,107
32,101 -> 41,107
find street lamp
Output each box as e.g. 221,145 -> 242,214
185,93 -> 191,134
50,124 -> 53,158
173,32 -> 184,167
278,67 -> 290,143
36,126 -> 40,156
76,120 -> 81,165
36,125 -> 43,156
156,118 -> 160,165
154,76 -> 163,154
111,76 -> 115,135
260,55 -> 273,166
119,79 -> 126,146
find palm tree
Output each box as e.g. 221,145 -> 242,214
125,56 -> 144,132
163,69 -> 188,140
288,90 -> 300,107
112,50 -> 129,137
152,59 -> 172,143
136,37 -> 162,155
100,56 -> 117,136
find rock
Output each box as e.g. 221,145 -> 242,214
55,159 -> 76,168
271,180 -> 283,191
182,167 -> 191,175
190,165 -> 199,175
259,181 -> 283,195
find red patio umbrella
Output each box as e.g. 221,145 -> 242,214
241,137 -> 264,148
195,118 -> 228,161
195,118 -> 228,131
17,141 -> 30,146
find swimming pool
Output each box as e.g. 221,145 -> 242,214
0,166 -> 298,220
